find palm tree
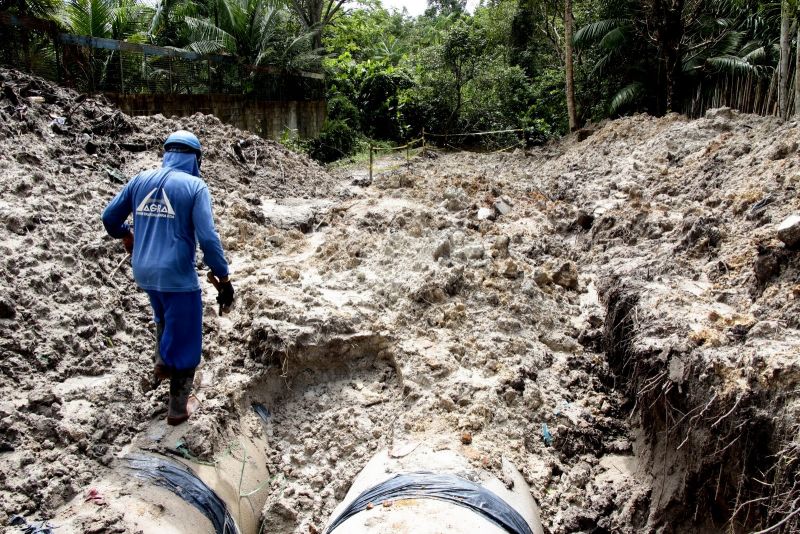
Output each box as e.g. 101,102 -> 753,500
0,0 -> 60,20
286,0 -> 346,50
0,0 -> 62,74
181,0 -> 319,70
574,0 -> 777,116
63,0 -> 150,90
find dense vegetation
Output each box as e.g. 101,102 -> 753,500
318,0 -> 798,160
3,0 -> 800,161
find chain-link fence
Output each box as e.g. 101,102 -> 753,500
0,12 -> 325,101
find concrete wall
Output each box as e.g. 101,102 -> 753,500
108,94 -> 326,140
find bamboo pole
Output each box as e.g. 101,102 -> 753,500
369,144 -> 373,182
119,51 -> 125,93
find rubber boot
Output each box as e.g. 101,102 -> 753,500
167,369 -> 196,426
153,321 -> 172,381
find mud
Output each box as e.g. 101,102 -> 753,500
1,67 -> 799,534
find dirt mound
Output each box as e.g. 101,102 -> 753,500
527,110 -> 800,532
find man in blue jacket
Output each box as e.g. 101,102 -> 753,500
102,130 -> 234,425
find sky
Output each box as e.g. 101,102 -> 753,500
366,0 -> 481,17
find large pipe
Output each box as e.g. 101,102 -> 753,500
51,422 -> 269,534
50,430 -> 542,534
324,443 -> 544,534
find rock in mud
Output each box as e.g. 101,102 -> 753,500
533,268 -> 553,287
754,243 -> 783,285
271,499 -> 299,520
768,141 -> 797,160
539,332 -> 580,353
443,187 -> 469,211
410,267 -> 464,303
457,244 -> 484,260
0,295 -> 16,319
552,262 -> 579,290
433,238 -> 451,261
492,236 -> 510,259
493,197 -> 513,216
477,207 -> 494,220
777,214 -> 800,248
351,174 -> 372,187
501,259 -> 521,279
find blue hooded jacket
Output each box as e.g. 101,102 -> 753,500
102,151 -> 229,292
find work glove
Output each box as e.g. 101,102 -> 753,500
207,272 -> 234,314
122,231 -> 134,256
217,280 -> 234,313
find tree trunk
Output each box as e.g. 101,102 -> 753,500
311,0 -> 324,51
795,20 -> 800,117
779,0 -> 791,119
565,0 -> 577,131
650,0 -> 685,115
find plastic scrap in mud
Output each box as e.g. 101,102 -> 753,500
83,488 -> 106,506
8,515 -> 54,534
252,403 -> 272,424
541,424 -> 553,447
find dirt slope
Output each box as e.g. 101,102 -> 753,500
1,66 -> 799,534
533,109 -> 800,532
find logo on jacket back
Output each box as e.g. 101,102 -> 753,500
136,188 -> 175,219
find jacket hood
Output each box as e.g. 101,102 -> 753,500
163,150 -> 201,177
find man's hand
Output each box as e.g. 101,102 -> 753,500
217,280 -> 234,314
122,231 -> 134,256
207,272 -> 234,314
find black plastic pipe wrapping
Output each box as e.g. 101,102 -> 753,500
325,472 -> 534,534
126,453 -> 240,534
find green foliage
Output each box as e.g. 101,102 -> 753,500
66,0 -> 114,37
323,5 -> 416,140
575,0 -> 782,116
65,0 -> 149,39
327,94 -> 359,125
60,0 -> 151,91
177,0 -> 319,70
527,66 -> 569,136
574,18 -> 627,46
323,0 -> 553,150
307,119 -> 359,162
0,0 -> 61,19
424,0 -> 466,18
609,82 -> 643,114
10,0 -> 795,163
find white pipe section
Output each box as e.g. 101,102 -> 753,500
325,442 -> 544,534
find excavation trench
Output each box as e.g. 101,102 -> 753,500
51,332 -> 403,533
600,278 -> 800,532
50,324 -> 552,534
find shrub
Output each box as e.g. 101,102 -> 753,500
307,119 -> 359,163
